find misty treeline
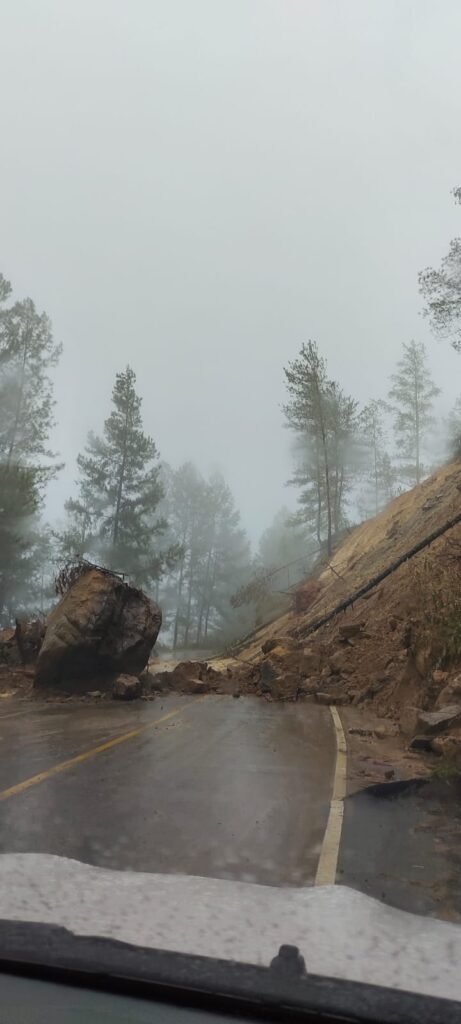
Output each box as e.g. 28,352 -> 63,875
2,184 -> 461,633
0,279 -> 305,639
283,338 -> 442,556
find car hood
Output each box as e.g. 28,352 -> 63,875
0,853 -> 459,1002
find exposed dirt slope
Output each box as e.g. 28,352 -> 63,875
229,461 -> 461,745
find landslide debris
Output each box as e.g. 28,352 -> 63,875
216,460 -> 461,761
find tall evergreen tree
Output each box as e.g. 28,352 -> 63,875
160,464 -> 251,649
0,274 -> 61,621
358,399 -> 397,516
419,187 -> 461,351
283,341 -> 358,555
0,465 -> 40,621
0,280 -> 62,477
66,366 -> 170,586
388,341 -> 440,485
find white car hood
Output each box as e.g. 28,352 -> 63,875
0,853 -> 459,1003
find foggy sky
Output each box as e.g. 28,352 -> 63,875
1,0 -> 461,542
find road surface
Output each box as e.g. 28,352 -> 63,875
0,695 -> 335,885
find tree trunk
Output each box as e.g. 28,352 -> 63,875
173,554 -> 185,650
204,556 -> 217,639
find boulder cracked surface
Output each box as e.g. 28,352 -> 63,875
35,568 -> 162,689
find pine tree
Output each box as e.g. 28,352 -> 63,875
160,465 -> 251,649
0,274 -> 61,621
283,341 -> 358,554
66,366 -> 169,586
0,464 -> 40,621
388,341 -> 440,485
0,280 -> 62,478
419,187 -> 461,351
358,400 -> 397,516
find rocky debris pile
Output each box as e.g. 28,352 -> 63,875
149,659 -> 259,697
0,619 -> 45,667
35,567 -> 161,691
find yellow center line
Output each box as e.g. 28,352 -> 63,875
0,701 -> 199,803
314,705 -> 347,886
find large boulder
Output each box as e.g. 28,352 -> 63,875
35,568 -> 161,689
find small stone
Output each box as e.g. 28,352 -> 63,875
417,705 -> 461,735
233,692 -> 241,699
338,622 -> 366,639
432,669 -> 449,686
384,769 -> 395,780
409,735 -> 433,752
87,690 -> 102,698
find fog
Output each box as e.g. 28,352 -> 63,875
1,0 -> 461,541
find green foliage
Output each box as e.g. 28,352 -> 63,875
419,188 -> 461,351
358,400 -> 398,517
0,464 -> 40,620
0,278 -> 62,479
159,463 -> 252,649
283,341 -> 359,553
62,366 -> 172,588
0,274 -> 62,622
388,341 -> 440,486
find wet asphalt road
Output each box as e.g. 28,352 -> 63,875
0,695 -> 335,885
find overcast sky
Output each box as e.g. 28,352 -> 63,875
1,0 -> 461,542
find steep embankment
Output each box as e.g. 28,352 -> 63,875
233,461 -> 461,760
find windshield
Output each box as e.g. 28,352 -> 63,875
2,0 -> 461,1010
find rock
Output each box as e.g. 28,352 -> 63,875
87,689 -> 102,698
35,568 -> 161,688
417,705 -> 461,736
233,691 -> 241,698
260,659 -> 278,685
15,619 -> 46,663
409,735 -> 433,752
431,734 -> 461,761
301,648 -> 321,675
112,674 -> 142,700
415,646 -> 432,678
432,669 -> 449,686
348,727 -> 373,737
0,627 -> 20,667
373,725 -> 388,740
400,706 -> 421,737
181,677 -> 212,695
148,672 -> 173,693
435,674 -> 461,707
338,622 -> 365,639
329,650 -> 345,675
388,617 -> 398,632
384,769 -> 395,780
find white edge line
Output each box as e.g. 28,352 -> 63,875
314,705 -> 347,886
